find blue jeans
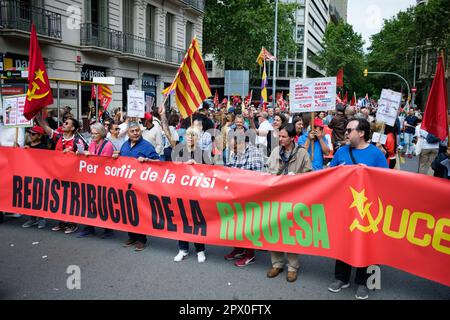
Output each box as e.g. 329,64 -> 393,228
404,132 -> 415,155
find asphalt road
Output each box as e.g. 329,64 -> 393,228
1,155 -> 449,300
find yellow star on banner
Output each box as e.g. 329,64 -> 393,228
349,187 -> 368,214
34,69 -> 45,84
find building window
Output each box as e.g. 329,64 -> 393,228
166,13 -> 174,47
85,0 -> 108,27
296,25 -> 304,43
205,60 -> 213,72
186,21 -> 194,50
146,5 -> 155,40
296,62 -> 303,78
296,44 -> 304,59
288,61 -> 295,78
296,8 -> 305,24
278,61 -> 286,78
122,0 -> 133,34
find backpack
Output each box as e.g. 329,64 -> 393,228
426,133 -> 440,144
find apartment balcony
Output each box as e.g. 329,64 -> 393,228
80,23 -> 123,54
181,0 -> 205,13
122,33 -> 184,65
0,0 -> 62,42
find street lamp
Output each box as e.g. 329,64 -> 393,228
272,0 -> 278,108
365,71 -> 411,100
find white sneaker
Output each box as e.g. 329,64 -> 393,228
174,250 -> 188,262
197,251 -> 206,263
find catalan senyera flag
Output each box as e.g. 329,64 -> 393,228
24,24 -> 54,120
91,84 -> 113,109
164,38 -> 211,119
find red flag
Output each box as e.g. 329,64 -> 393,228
244,90 -> 253,108
24,24 -> 54,120
336,68 -> 344,88
350,92 -> 356,107
422,56 -> 449,141
91,85 -> 96,100
343,91 -> 348,104
213,90 -> 219,107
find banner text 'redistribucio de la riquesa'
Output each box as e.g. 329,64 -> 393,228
1,147 -> 449,287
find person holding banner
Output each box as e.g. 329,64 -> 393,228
113,121 -> 160,251
171,126 -> 208,263
224,128 -> 265,267
77,122 -> 115,239
35,113 -> 86,234
327,118 -> 388,300
21,126 -> 51,229
266,123 -> 312,282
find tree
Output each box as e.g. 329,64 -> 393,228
203,0 -> 298,74
367,0 -> 450,107
366,8 -> 418,95
415,0 -> 450,49
316,21 -> 368,96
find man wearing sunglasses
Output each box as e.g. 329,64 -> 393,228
35,113 -> 86,234
327,118 -> 388,300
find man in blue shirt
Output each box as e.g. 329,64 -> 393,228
298,118 -> 331,170
113,122 -> 160,251
328,118 -> 388,300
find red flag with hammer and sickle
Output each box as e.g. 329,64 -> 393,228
24,24 -> 54,120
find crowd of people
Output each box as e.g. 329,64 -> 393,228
0,98 -> 449,300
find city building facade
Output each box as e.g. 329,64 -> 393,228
0,0 -> 205,121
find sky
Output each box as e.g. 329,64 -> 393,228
347,0 -> 417,51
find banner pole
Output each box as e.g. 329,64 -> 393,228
310,112 -> 315,161
14,127 -> 18,147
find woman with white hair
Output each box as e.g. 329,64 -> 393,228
77,122 -> 115,238
171,126 -> 210,263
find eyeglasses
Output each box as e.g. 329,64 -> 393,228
346,128 -> 357,134
113,128 -> 120,131
29,132 -> 39,136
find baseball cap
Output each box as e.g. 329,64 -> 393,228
27,126 -> 45,135
144,112 -> 153,121
313,118 -> 324,128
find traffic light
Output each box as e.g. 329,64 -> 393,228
363,69 -> 368,77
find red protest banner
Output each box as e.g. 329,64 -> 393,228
0,147 -> 449,287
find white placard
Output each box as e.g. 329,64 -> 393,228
93,77 -> 115,85
127,90 -> 145,118
289,77 -> 336,113
376,89 -> 402,126
2,94 -> 33,127
371,132 -> 387,144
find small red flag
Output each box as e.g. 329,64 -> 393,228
213,90 -> 219,107
24,24 -> 54,120
336,68 -> 344,88
350,92 -> 356,107
343,91 -> 348,104
422,56 -> 449,141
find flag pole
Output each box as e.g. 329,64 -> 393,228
442,49 -> 450,148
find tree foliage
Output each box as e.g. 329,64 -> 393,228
316,21 -> 367,96
203,0 -> 298,74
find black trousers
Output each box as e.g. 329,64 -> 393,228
128,232 -> 147,244
334,260 -> 368,285
178,241 -> 205,252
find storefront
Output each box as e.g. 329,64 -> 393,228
142,73 -> 157,113
80,64 -> 107,117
